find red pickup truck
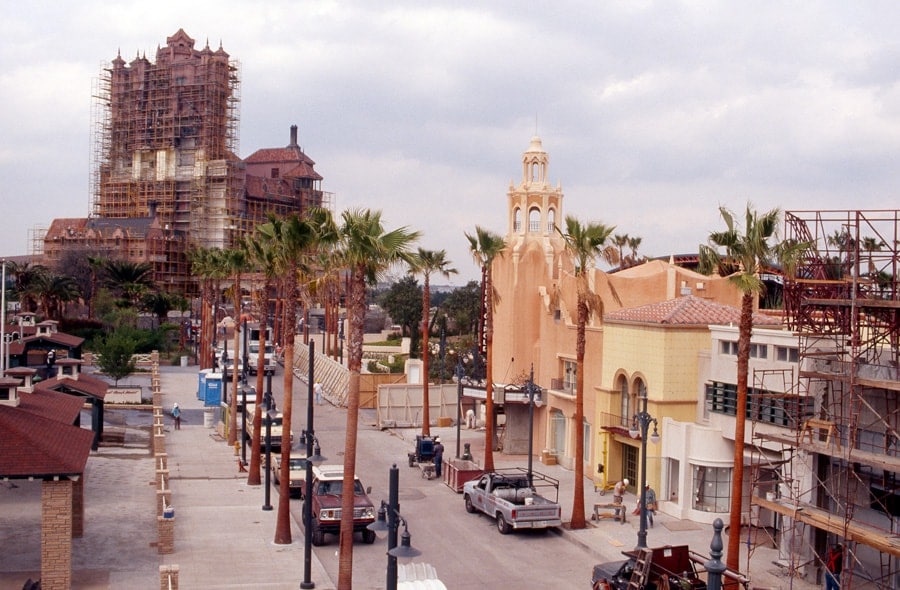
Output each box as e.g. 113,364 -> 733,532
304,465 -> 377,546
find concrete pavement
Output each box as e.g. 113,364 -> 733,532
1,363 -> 818,589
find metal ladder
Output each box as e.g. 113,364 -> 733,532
627,548 -> 653,590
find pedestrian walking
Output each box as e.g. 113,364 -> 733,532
433,437 -> 445,478
172,403 -> 182,430
824,543 -> 843,590
643,483 -> 657,527
314,381 -> 323,405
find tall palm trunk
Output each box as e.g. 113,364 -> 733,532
228,272 -> 242,446
338,268 -> 366,590
571,295 -> 588,528
247,284 -> 268,486
274,277 -> 295,544
726,291 -> 753,573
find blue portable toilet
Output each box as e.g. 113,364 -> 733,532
203,372 -> 223,407
198,369 -> 211,400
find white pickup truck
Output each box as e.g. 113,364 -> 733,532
463,468 -> 562,534
243,404 -> 293,451
248,342 -> 277,376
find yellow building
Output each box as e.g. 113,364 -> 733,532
491,137 -> 747,496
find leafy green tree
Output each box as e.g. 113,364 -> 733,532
442,280 -> 482,337
95,328 -> 138,386
8,261 -> 49,313
336,209 -> 419,589
410,248 -> 457,436
378,276 -> 422,342
466,226 -> 506,472
699,204 -> 807,574
32,272 -> 81,320
558,215 -> 616,530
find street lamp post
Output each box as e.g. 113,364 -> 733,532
240,385 -> 250,465
524,364 -> 543,488
629,390 -> 660,549
455,358 -> 464,459
262,383 -> 276,512
368,464 -> 421,590
301,340 -> 327,589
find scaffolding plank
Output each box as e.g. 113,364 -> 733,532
752,493 -> 900,557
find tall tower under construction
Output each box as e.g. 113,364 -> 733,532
42,29 -> 327,295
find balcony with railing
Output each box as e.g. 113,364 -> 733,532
549,377 -> 575,396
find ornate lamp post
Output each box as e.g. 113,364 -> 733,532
524,364 -> 543,488
454,357 -> 464,459
629,390 -> 660,549
368,464 -> 421,590
301,340 -> 327,589
262,381 -> 276,512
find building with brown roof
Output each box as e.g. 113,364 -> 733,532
42,30 -> 330,296
0,376 -> 94,589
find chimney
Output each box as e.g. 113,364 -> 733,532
289,125 -> 298,148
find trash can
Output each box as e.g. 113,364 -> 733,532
180,355 -> 188,367
203,408 -> 214,428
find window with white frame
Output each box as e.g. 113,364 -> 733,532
775,346 -> 799,362
719,340 -> 738,356
750,343 -> 768,359
563,360 -> 577,393
619,375 -> 630,427
692,464 -> 731,513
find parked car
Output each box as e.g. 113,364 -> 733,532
272,451 -> 309,498
303,465 -> 376,546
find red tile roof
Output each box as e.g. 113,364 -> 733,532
36,373 -> 108,400
0,390 -> 93,478
604,295 -> 784,327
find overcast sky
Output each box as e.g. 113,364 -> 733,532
2,1 -> 898,283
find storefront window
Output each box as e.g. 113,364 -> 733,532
692,465 -> 731,513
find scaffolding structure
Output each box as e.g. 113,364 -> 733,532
748,210 -> 900,588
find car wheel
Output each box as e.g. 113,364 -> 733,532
311,521 -> 326,546
464,495 -> 476,514
496,513 -> 512,534
362,528 -> 376,544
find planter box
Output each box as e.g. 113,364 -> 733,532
443,459 -> 484,493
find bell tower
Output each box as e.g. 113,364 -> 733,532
506,136 -> 564,271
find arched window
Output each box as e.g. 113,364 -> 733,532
528,208 -> 541,233
513,208 -> 522,232
618,375 -> 629,427
547,208 -> 556,233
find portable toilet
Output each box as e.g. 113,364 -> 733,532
203,372 -> 223,407
198,369 -> 211,400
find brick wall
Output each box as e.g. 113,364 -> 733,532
41,479 -> 73,590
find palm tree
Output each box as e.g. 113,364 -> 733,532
336,209 -> 419,589
557,215 -> 616,530
222,245 -> 250,447
699,204 -> 806,574
861,236 -> 885,278
627,236 -> 643,266
465,226 -> 506,472
613,234 -> 630,269
102,260 -> 154,308
411,248 -> 457,437
32,272 -> 82,320
261,210 -> 334,545
244,234 -> 279,487
8,261 -> 49,313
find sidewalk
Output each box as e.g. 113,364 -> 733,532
159,365 -> 336,590
0,363 -> 818,589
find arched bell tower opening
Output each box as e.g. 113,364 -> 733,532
506,136 -> 564,240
